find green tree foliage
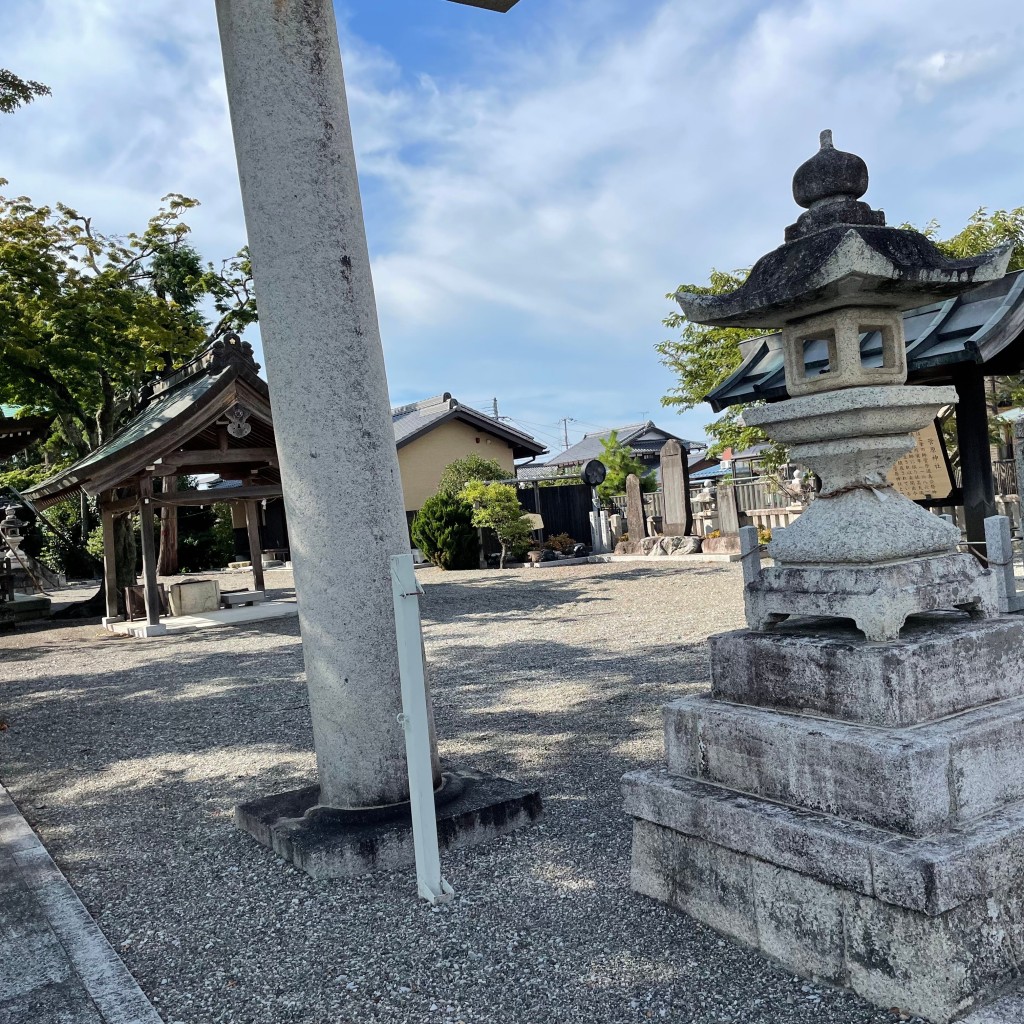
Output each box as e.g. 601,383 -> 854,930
0,69 -> 50,114
177,502 -> 235,573
656,209 -> 1024,456
462,480 -> 532,569
656,269 -> 768,457
436,454 -> 506,497
0,186 -> 255,458
596,430 -> 657,500
0,187 -> 253,586
921,208 -> 1024,272
411,493 -> 479,570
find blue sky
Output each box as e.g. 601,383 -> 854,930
3,1 -> 1024,457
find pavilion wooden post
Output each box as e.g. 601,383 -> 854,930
245,500 -> 265,593
955,367 -> 997,548
99,495 -> 120,623
137,476 -> 165,634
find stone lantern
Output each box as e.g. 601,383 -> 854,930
678,130 -> 1010,641
625,133 -> 1024,1024
0,504 -> 26,553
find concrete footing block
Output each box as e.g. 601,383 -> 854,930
131,623 -> 167,638
235,766 -> 542,879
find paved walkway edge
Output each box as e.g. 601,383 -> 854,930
0,781 -> 163,1023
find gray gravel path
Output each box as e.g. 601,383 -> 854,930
0,562 -> 923,1024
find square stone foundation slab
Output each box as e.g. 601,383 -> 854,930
710,615 -> 1024,726
625,770 -> 1024,1022
631,817 -> 1024,1024
236,766 -> 542,879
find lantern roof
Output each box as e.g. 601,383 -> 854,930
676,131 -> 1012,330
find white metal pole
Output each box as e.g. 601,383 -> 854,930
390,554 -> 454,904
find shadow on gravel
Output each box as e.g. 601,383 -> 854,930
418,565 -> 731,623
0,565 -> 915,1024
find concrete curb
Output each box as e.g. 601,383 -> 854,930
0,782 -> 163,1023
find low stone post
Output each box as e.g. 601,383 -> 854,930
984,514 -> 1023,613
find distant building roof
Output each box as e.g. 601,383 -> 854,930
541,421 -> 699,469
391,393 -> 546,460
690,463 -> 732,480
707,269 -> 1024,412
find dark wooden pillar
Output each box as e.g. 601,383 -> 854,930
245,500 -> 265,592
100,495 -> 119,621
955,367 -> 996,548
138,476 -> 161,626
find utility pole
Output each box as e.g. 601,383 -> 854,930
560,417 -> 575,449
491,397 -> 500,420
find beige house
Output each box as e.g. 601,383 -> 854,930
392,394 -> 547,514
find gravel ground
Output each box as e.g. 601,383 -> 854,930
0,561 -> 922,1024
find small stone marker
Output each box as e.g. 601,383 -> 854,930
660,440 -> 690,535
717,483 -> 741,535
625,474 -> 645,540
608,513 -> 624,543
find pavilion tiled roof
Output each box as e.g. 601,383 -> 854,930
541,422 -> 698,469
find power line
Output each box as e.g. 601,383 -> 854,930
504,418 -> 564,446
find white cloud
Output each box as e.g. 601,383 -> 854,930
4,0 -> 1024,451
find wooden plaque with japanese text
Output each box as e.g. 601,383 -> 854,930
887,423 -> 954,502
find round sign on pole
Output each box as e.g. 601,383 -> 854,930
581,459 -> 607,487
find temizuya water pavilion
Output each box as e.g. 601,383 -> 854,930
626,132 -> 1024,1023
24,334 -> 281,635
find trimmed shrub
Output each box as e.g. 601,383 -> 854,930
411,494 -> 479,570
543,532 -> 576,554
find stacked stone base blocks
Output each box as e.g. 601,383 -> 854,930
626,613 -> 1024,1022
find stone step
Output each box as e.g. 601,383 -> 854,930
222,590 -> 266,608
622,768 -> 1024,918
664,692 -> 1024,836
709,613 -> 1024,727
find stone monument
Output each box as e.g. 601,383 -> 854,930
660,440 -> 692,536
625,473 -> 646,541
624,132 -> 1024,1022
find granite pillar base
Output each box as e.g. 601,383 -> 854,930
625,612 -> 1024,1021
236,766 -> 542,879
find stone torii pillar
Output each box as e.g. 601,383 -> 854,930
215,0 -> 422,811
216,0 -> 537,876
